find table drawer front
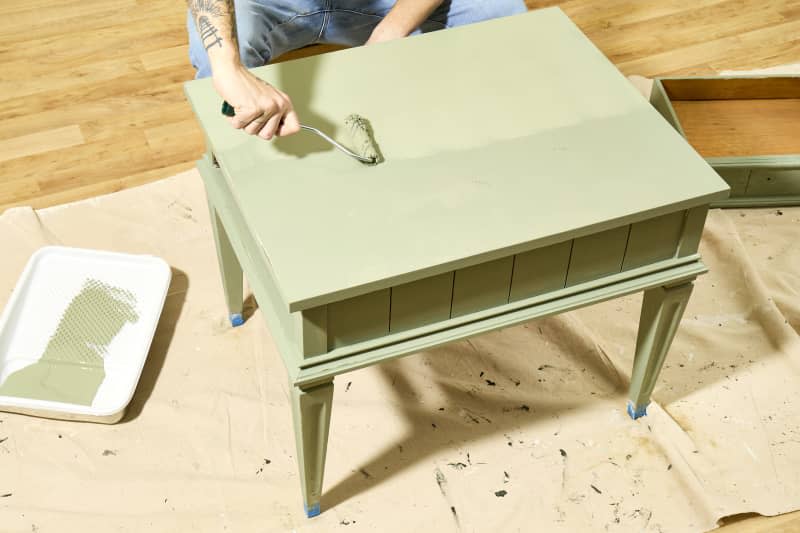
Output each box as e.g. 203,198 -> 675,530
301,208 -> 698,355
451,257 -> 514,318
390,272 -> 454,333
746,168 -> 800,196
710,167 -> 800,200
509,241 -> 572,302
622,211 -> 685,270
327,290 -> 390,350
566,226 -> 630,286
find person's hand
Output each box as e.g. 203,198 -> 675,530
366,0 -> 443,44
365,20 -> 407,45
212,64 -> 301,139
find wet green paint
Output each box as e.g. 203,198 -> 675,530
344,114 -> 383,164
0,279 -> 139,406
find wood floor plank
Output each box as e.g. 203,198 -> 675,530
0,125 -> 84,164
0,57 -> 145,102
709,37 -> 800,74
1,67 -> 195,123
0,162 -> 195,214
2,0 -> 89,15
0,9 -> 186,66
0,0 -> 139,42
533,0 -> 731,31
74,83 -> 198,144
0,177 -> 40,205
1,131 -> 161,200
144,119 -> 204,155
0,93 -> 194,144
616,18 -> 800,76
527,0 -> 800,76
141,45 -> 191,71
576,2 -> 793,70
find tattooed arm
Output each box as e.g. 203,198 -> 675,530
189,0 -> 236,68
188,0 -> 300,139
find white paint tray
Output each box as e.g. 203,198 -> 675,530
0,246 -> 171,423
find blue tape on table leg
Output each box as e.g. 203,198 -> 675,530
627,401 -> 648,420
304,502 -> 321,518
229,313 -> 245,327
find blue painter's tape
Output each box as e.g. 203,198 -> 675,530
305,502 -> 321,518
627,401 -> 648,420
230,313 -> 245,327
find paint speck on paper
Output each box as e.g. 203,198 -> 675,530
435,468 -> 447,495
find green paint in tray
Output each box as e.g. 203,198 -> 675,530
0,279 -> 139,406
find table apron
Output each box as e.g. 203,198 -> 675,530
294,259 -> 705,388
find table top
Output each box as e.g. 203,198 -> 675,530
185,7 -> 729,312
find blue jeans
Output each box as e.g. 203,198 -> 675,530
188,0 -> 527,78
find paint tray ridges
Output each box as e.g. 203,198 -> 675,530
0,246 -> 171,423
44,279 -> 139,365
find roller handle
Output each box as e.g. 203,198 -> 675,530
221,101 -> 236,117
219,100 -> 376,164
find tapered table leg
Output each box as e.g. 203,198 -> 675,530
291,380 -> 334,517
628,282 -> 694,419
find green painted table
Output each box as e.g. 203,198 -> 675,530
184,7 -> 729,517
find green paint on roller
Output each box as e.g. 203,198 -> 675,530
344,114 -> 383,165
0,279 -> 138,406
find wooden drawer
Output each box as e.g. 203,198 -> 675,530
650,75 -> 800,207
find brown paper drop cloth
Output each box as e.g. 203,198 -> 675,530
0,67 -> 799,533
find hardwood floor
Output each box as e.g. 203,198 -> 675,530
0,2 -> 799,530
0,0 -> 199,211
1,1 -> 798,213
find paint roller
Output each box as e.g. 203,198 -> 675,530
221,101 -> 383,165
